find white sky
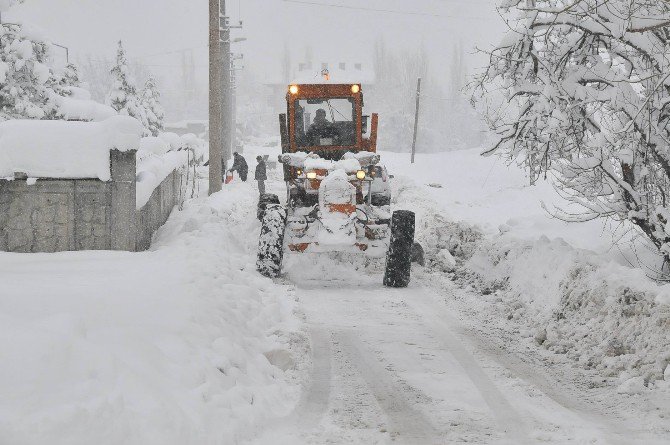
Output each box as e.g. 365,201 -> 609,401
7,0 -> 505,83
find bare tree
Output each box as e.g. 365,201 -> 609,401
474,0 -> 670,263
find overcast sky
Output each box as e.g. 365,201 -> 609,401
7,0 -> 505,84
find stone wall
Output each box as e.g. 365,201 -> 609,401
0,149 -> 184,253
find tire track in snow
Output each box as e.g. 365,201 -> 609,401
294,327 -> 333,428
335,331 -> 441,445
433,283 -> 653,445
242,327 -> 333,445
404,290 -> 531,444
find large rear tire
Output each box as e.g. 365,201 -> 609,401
257,193 -> 280,221
257,204 -> 287,278
383,210 -> 416,288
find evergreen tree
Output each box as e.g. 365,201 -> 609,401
0,20 -> 60,120
60,63 -> 81,89
140,76 -> 164,136
106,41 -> 146,126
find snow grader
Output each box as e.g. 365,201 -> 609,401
256,81 -> 416,288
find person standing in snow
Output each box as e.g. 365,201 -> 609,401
255,156 -> 267,195
229,152 -> 249,182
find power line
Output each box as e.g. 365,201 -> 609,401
282,0 -> 495,20
283,0 -> 440,17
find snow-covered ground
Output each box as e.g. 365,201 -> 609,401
1,141 -> 669,444
0,173 -> 304,444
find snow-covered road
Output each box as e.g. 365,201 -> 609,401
246,270 -> 665,444
229,144 -> 669,445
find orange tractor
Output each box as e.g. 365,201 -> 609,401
256,82 -> 416,287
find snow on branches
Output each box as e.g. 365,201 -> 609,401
474,0 -> 670,264
0,21 -> 60,120
140,76 -> 164,137
106,41 -> 148,130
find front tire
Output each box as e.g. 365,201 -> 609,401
383,210 -> 416,288
257,204 -> 287,278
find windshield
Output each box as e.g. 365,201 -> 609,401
295,98 -> 356,147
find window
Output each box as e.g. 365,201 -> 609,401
339,62 -> 346,70
295,98 -> 357,147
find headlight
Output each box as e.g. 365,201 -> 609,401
306,171 -> 317,180
289,85 -> 299,95
356,170 -> 366,180
296,169 -> 303,176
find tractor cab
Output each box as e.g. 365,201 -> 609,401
281,83 -> 378,161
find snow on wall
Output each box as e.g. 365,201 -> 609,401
136,151 -> 188,209
0,116 -> 144,181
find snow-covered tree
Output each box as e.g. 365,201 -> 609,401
59,63 -> 81,88
0,20 -> 60,120
140,76 -> 164,136
106,41 -> 146,126
474,0 -> 670,262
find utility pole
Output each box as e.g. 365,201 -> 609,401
208,0 -> 223,194
220,0 -> 232,168
411,77 -> 422,164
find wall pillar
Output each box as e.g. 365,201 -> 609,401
110,149 -> 137,251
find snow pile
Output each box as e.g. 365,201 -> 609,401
0,116 -> 144,180
385,149 -> 670,393
463,234 -> 670,391
0,184 -> 303,444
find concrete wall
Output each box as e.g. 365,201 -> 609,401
0,149 -> 184,253
135,169 -> 182,251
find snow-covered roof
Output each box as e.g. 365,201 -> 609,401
56,95 -> 117,122
0,116 -> 144,181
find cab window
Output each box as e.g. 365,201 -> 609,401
295,98 -> 356,147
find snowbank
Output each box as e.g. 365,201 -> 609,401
386,148 -> 670,393
464,234 -> 670,390
0,116 -> 144,181
0,183 -> 302,444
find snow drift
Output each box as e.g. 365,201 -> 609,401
0,182 -> 302,444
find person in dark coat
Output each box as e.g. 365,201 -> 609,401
255,155 -> 267,195
306,108 -> 336,145
229,152 -> 248,182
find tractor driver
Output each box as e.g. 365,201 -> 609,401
307,108 -> 335,145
